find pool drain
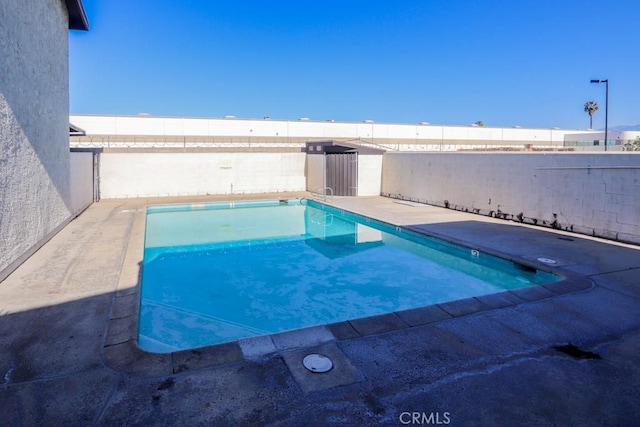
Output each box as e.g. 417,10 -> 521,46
537,257 -> 558,265
303,354 -> 333,373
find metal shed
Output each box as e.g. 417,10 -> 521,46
306,140 -> 385,197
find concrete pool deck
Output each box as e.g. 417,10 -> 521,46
1,193 -> 639,425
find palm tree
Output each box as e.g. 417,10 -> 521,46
584,101 -> 599,129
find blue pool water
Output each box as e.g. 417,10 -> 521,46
139,199 -> 560,352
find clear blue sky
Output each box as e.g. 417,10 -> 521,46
70,0 -> 640,129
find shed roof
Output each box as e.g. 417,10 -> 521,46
305,140 -> 386,155
65,0 -> 89,30
69,123 -> 86,136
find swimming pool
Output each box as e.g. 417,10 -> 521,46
139,199 -> 560,352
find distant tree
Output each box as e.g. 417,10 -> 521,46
623,136 -> 640,151
584,101 -> 599,129
474,121 -> 484,127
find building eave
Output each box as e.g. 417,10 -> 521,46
69,123 -> 86,136
65,0 -> 89,31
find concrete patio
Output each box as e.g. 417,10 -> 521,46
1,194 -> 639,426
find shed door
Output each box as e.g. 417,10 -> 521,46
325,153 -> 358,196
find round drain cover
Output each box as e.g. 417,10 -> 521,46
537,257 -> 558,265
303,354 -> 333,373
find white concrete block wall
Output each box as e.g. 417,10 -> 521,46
70,152 -> 94,215
1,0 -> 73,280
306,155 -> 325,193
99,153 -> 307,198
382,153 -> 640,243
358,155 -> 383,196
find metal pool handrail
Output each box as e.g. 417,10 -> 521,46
310,186 -> 334,202
310,212 -> 334,227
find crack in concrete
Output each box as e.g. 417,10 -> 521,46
587,266 -> 640,278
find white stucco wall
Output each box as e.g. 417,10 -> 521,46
382,153 -> 640,243
357,155 -> 383,196
0,0 -> 73,280
98,153 -> 307,198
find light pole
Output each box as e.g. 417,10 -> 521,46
590,79 -> 608,151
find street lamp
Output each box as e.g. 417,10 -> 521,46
590,79 -> 608,151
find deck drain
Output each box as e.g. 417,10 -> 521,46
303,354 -> 333,373
537,257 -> 558,265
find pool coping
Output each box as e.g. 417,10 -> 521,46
101,198 -> 594,376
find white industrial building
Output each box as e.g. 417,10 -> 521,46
564,131 -> 640,150
70,114 -> 596,151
